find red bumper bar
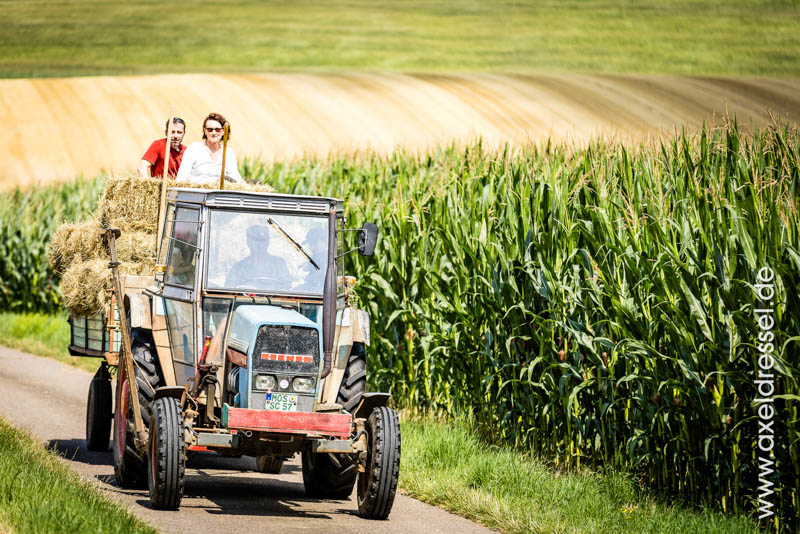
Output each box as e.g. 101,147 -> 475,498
223,405 -> 352,438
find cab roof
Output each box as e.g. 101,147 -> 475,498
166,188 -> 344,215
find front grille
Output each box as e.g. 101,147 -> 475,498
252,325 -> 320,373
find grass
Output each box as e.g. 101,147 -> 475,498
0,416 -> 156,534
0,312 -> 98,373
401,416 -> 759,534
1,0 -> 799,78
0,313 -> 760,534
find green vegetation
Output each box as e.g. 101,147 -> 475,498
0,416 -> 156,534
0,175 -> 102,313
2,124 -> 797,530
253,123 -> 800,531
402,416 -> 758,534
2,0 -> 800,78
0,312 -> 98,373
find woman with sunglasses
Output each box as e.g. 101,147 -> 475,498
176,112 -> 245,184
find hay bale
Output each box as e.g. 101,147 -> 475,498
115,230 -> 156,264
97,175 -> 162,233
48,223 -> 76,275
61,259 -> 155,316
97,174 -> 274,233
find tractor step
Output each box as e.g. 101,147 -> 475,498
222,404 -> 352,438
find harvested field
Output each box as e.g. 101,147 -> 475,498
1,73 -> 798,191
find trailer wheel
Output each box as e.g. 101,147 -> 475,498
337,342 -> 366,413
113,340 -> 163,489
358,407 -> 401,519
256,455 -> 284,474
148,397 -> 185,510
86,377 -> 112,451
301,450 -> 358,499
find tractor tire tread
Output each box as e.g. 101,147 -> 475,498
148,397 -> 185,510
358,407 -> 401,520
86,377 -> 112,451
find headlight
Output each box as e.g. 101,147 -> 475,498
292,377 -> 314,393
254,374 -> 276,390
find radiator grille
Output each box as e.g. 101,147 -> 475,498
252,325 -> 320,373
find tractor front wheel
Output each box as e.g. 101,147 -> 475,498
357,406 -> 401,519
148,397 -> 185,510
86,376 -> 112,451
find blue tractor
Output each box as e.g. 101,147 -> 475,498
75,188 -> 399,518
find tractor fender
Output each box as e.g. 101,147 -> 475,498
153,386 -> 185,403
352,392 -> 392,420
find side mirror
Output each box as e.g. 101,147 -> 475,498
358,223 -> 378,256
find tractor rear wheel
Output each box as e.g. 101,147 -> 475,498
301,450 -> 358,499
148,397 -> 185,510
113,360 -> 146,488
113,339 -> 163,489
336,342 -> 366,413
256,455 -> 285,474
86,376 -> 112,451
357,406 -> 401,519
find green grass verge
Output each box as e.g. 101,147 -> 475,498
0,312 -> 759,533
2,0 -> 799,78
0,312 -> 98,373
0,416 -> 155,534
401,416 -> 759,534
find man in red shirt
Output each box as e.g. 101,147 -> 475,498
138,117 -> 187,179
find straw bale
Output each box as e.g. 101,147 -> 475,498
114,230 -> 157,264
48,223 -> 76,274
97,175 -> 162,233
61,258 -> 155,316
97,174 -> 274,233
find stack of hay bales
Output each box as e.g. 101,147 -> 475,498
49,174 -> 274,316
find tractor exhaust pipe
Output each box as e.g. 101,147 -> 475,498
321,205 -> 337,379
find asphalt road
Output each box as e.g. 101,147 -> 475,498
0,345 -> 493,534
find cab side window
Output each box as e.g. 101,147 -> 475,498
165,207 -> 200,287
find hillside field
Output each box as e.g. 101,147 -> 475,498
1,73 -> 798,191
3,0 -> 800,78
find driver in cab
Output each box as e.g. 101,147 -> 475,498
225,225 -> 291,289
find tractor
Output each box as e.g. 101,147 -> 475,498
71,188 -> 400,518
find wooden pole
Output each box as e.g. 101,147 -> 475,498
156,109 -> 175,262
105,228 -> 149,452
218,122 -> 230,190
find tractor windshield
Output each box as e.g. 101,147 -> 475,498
206,210 -> 329,295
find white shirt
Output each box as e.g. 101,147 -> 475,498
176,141 -> 245,184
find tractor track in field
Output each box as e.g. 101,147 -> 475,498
1,73 -> 798,192
0,345 -> 494,534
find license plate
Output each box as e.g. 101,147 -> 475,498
265,392 -> 297,412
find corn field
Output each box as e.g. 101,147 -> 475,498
1,123 -> 797,529
0,177 -> 103,313
251,123 -> 799,529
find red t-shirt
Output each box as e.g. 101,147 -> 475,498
142,138 -> 186,179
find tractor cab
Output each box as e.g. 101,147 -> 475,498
154,189 -> 346,396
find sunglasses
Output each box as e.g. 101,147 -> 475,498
205,127 -> 224,133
